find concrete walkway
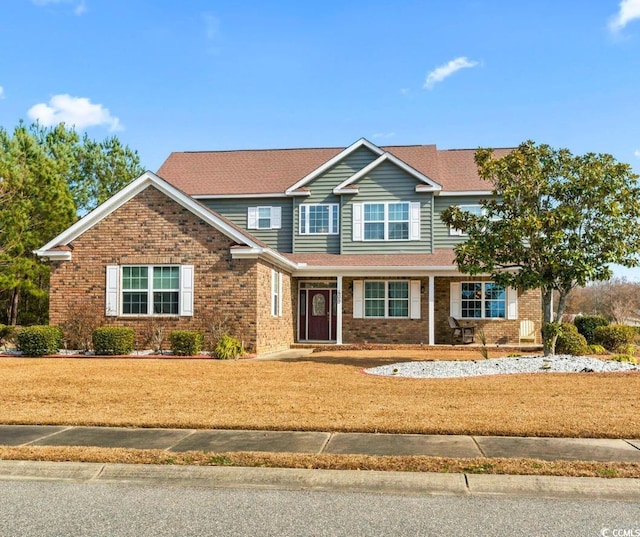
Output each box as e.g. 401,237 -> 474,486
2,425 -> 640,463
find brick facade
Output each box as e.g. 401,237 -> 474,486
49,185 -> 294,354
340,277 -> 431,345
434,276 -> 542,345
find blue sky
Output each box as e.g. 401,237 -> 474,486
2,0 -> 640,277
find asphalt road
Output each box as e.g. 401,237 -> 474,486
0,480 -> 638,537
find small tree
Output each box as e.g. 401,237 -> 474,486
442,141 -> 640,355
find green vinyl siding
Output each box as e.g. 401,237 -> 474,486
342,160 -> 433,253
201,198 -> 293,252
433,195 -> 492,248
294,146 -> 378,253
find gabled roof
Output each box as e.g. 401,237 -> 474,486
35,171 -> 296,270
158,140 -> 513,197
333,152 -> 441,194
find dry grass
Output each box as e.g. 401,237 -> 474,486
0,446 -> 638,479
0,352 -> 639,438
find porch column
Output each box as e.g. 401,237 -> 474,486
336,275 -> 343,344
428,275 -> 435,345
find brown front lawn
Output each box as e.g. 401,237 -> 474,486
1,352 -> 639,438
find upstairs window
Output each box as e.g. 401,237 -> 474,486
248,206 -> 281,230
449,204 -> 483,236
353,202 -> 420,241
299,204 -> 339,234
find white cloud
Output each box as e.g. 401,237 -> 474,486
609,0 -> 640,32
0,86 -> 4,100
32,0 -> 87,15
400,88 -> 410,95
423,56 -> 479,89
27,94 -> 122,131
372,132 -> 396,139
634,149 -> 640,158
203,13 -> 220,40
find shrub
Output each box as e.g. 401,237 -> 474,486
61,307 -> 102,351
214,334 -> 244,360
587,344 -> 607,355
574,315 -> 609,344
555,323 -> 588,356
0,324 -> 16,349
169,330 -> 204,356
594,324 -> 637,352
92,327 -> 135,355
16,325 -> 63,356
611,354 -> 638,364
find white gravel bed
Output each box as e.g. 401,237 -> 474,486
365,355 -> 640,378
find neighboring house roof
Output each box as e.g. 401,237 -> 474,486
157,139 -> 513,196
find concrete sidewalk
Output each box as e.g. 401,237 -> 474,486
1,424 -> 640,463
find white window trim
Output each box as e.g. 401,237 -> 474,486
299,203 -> 339,235
248,206 -> 281,230
450,281 -> 516,320
107,264 -> 194,317
356,201 -> 420,241
449,204 -> 483,236
356,280 -> 419,319
271,269 -> 283,317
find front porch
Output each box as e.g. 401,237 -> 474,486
291,275 -> 542,347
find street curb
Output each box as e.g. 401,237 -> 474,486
0,460 -> 639,500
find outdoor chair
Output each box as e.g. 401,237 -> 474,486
519,319 -> 536,345
448,316 -> 475,344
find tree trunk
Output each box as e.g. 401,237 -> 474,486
541,288 -> 554,356
9,287 -> 19,326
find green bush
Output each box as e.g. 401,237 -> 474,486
214,334 -> 244,360
0,324 -> 16,348
611,354 -> 638,364
16,325 -> 63,356
574,315 -> 609,344
555,323 -> 588,356
587,344 -> 607,355
594,324 -> 637,352
169,330 -> 204,356
92,327 -> 135,355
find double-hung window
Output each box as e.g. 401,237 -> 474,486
353,202 -> 420,241
449,204 -> 483,236
271,269 -> 283,317
106,265 -> 194,317
247,206 -> 281,230
460,282 -> 506,319
364,281 -> 409,318
299,204 -> 339,234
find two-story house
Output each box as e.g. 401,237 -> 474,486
36,138 -> 541,354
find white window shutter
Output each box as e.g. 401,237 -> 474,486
450,282 -> 461,318
272,207 -> 282,229
507,286 -> 518,320
352,203 -> 363,241
410,280 -> 421,319
278,272 -> 283,317
353,280 -> 364,318
247,207 -> 257,229
409,202 -> 420,240
105,265 -> 119,316
180,265 -> 195,316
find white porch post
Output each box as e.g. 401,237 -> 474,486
336,275 -> 343,344
428,275 -> 435,345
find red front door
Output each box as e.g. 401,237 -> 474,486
308,290 -> 330,340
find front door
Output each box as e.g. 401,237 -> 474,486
308,289 -> 330,340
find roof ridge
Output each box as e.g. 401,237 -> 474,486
176,146 -> 345,155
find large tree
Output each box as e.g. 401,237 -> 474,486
0,122 -> 144,324
441,141 -> 640,355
